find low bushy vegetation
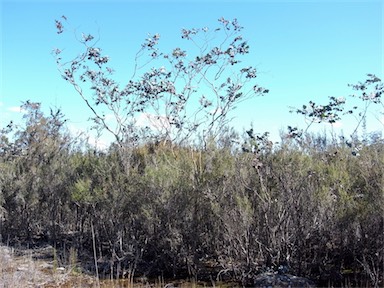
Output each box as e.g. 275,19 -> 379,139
0,101 -> 382,287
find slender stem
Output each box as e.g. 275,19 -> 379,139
91,219 -> 100,287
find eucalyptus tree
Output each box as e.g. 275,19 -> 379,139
289,74 -> 383,147
53,16 -> 268,149
52,16 -> 269,279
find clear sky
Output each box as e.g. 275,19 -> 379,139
1,0 -> 383,147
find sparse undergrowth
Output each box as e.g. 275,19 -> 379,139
0,245 -> 240,288
0,245 -> 98,288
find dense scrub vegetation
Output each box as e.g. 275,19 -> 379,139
0,101 -> 383,287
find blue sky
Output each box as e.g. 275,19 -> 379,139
1,0 -> 382,147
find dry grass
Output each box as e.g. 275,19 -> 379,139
0,245 -> 96,288
0,246 -> 235,288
